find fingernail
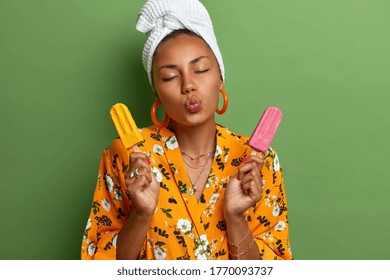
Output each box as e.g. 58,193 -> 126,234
147,159 -> 151,165
242,157 -> 248,163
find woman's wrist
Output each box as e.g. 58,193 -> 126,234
223,202 -> 245,221
117,209 -> 153,259
224,209 -> 248,236
224,210 -> 244,224
224,210 -> 259,260
134,207 -> 155,221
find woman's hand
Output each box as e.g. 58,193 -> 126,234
125,147 -> 159,217
224,155 -> 264,217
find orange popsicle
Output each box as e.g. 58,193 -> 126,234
248,106 -> 283,153
110,103 -> 144,150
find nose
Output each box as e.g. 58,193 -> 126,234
181,75 -> 196,94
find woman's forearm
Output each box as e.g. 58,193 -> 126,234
225,213 -> 260,260
116,211 -> 153,259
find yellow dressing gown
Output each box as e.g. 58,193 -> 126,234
81,124 -> 293,260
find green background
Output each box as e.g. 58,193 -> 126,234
1,0 -> 389,260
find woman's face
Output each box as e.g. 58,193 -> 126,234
152,33 -> 223,128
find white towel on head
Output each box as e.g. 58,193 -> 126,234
136,0 -> 225,87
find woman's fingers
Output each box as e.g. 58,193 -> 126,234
238,156 -> 262,181
237,155 -> 264,200
240,179 -> 262,201
246,155 -> 264,168
127,166 -> 152,184
126,151 -> 152,189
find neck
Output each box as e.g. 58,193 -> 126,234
170,120 -> 216,156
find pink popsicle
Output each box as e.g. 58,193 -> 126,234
248,106 -> 283,153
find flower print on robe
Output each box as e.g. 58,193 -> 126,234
81,124 -> 293,260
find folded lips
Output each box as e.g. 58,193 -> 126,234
185,98 -> 201,113
187,103 -> 200,112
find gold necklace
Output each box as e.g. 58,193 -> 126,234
181,148 -> 215,161
188,157 -> 210,192
181,148 -> 214,192
182,156 -> 209,169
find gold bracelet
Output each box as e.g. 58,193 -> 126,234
227,227 -> 251,247
228,237 -> 256,259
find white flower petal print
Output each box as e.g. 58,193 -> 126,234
114,190 -> 123,201
273,154 -> 280,171
154,248 -> 166,260
112,234 -> 118,248
199,234 -> 209,247
195,244 -> 207,260
272,204 -> 280,217
210,194 -> 220,204
224,154 -> 229,163
153,144 -> 164,155
85,218 -> 92,231
274,220 -> 286,232
215,145 -> 222,157
87,243 -> 96,256
106,174 -> 114,192
193,235 -> 210,260
177,218 -> 192,234
102,199 -> 111,212
166,136 -> 178,150
152,167 -> 163,183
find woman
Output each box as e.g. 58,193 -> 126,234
81,0 -> 292,260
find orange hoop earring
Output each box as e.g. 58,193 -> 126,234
151,100 -> 169,128
216,88 -> 228,115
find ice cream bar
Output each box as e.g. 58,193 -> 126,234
248,106 -> 283,153
110,103 -> 144,149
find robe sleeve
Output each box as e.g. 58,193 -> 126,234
81,139 -> 133,260
248,149 -> 293,260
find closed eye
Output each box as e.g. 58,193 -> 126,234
162,76 -> 177,82
195,69 -> 209,74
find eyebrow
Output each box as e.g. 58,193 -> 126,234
190,56 -> 209,64
158,56 -> 209,70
